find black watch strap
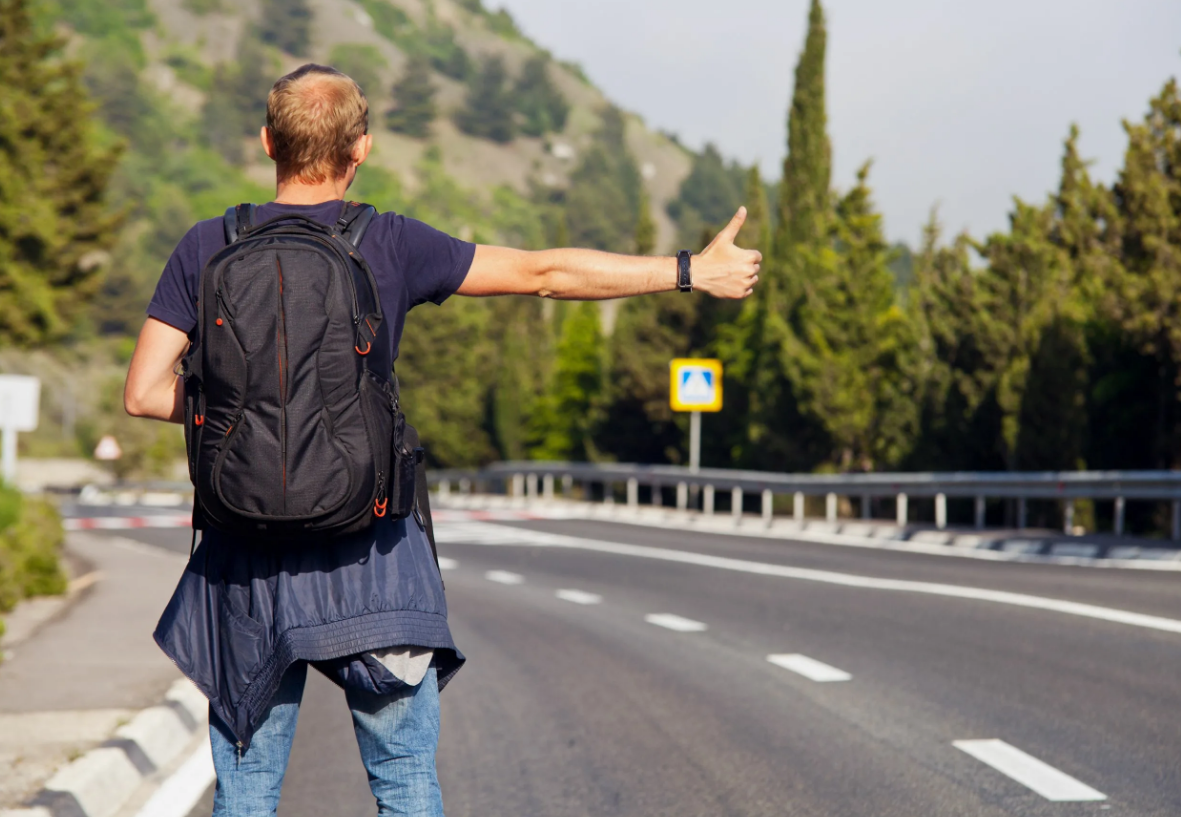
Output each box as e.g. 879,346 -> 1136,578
677,250 -> 693,293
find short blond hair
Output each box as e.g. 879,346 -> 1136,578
266,64 -> 369,184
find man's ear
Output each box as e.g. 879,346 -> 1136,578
260,126 -> 276,161
353,133 -> 373,168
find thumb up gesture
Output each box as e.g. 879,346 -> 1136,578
693,207 -> 762,299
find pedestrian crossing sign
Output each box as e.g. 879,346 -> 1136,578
670,359 -> 723,413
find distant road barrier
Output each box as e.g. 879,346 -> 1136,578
429,462 -> 1181,540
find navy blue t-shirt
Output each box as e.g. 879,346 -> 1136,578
148,200 -> 475,361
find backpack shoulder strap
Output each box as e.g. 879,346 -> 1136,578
336,201 -> 378,249
223,203 -> 258,244
402,422 -> 440,582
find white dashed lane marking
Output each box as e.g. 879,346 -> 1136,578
645,613 -> 708,632
437,557 -> 458,571
485,570 -> 525,585
556,589 -> 603,605
953,740 -> 1107,802
766,653 -> 852,682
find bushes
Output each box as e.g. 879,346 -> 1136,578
0,483 -> 68,641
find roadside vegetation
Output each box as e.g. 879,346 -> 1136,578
0,483 -> 68,643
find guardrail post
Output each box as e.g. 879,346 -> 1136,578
604,482 -> 614,505
1173,499 -> 1181,542
861,495 -> 871,520
704,484 -> 715,515
793,491 -> 804,523
439,479 -> 451,499
627,478 -> 638,509
731,487 -> 743,525
1114,496 -> 1125,535
1063,499 -> 1074,535
825,492 -> 837,523
762,489 -> 773,527
1017,498 -> 1027,530
460,477 -> 471,495
896,493 -> 908,526
935,493 -> 947,530
561,474 -> 573,496
974,496 -> 985,530
677,482 -> 688,512
526,474 -> 538,501
651,482 -> 661,508
543,474 -> 554,501
511,474 -> 524,498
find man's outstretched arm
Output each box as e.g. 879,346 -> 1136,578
459,207 -> 761,300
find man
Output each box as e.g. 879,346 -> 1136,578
125,63 -> 759,816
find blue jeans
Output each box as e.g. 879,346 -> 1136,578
208,661 -> 444,816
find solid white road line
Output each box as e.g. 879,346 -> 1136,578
953,739 -> 1107,802
645,613 -> 708,632
134,734 -> 215,817
436,521 -> 1181,636
556,589 -> 603,605
436,557 -> 459,571
766,653 -> 852,682
485,570 -> 525,585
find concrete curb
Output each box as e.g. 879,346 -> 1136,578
435,495 -> 1181,571
2,680 -> 208,817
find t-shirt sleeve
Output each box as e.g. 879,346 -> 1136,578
395,216 -> 476,307
146,225 -> 203,335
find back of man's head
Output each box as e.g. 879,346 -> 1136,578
267,64 -> 368,185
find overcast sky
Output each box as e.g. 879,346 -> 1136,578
494,0 -> 1181,245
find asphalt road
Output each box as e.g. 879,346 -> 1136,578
107,515 -> 1181,816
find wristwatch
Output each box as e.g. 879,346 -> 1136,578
676,250 -> 693,293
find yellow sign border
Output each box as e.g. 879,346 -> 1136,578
670,358 -> 723,413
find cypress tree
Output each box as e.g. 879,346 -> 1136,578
387,54 -> 437,138
0,0 -> 122,346
531,301 -> 603,461
776,0 -> 831,256
454,55 -> 515,143
736,165 -> 772,259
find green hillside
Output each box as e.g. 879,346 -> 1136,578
37,0 -> 701,334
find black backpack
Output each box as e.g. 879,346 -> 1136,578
182,202 -> 433,549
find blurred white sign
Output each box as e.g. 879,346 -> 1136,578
0,375 -> 40,485
0,375 -> 40,432
94,435 -> 123,461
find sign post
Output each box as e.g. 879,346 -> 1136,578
669,359 -> 723,474
0,375 -> 41,486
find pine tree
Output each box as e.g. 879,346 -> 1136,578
776,0 -> 831,257
256,0 -> 313,57
397,297 -> 496,467
565,107 -> 642,252
1098,78 -> 1181,467
635,192 -> 656,255
489,297 -> 552,461
0,0 -> 122,346
454,55 -> 515,143
531,301 -> 603,461
515,55 -> 569,137
782,164 -> 916,469
387,54 -> 437,138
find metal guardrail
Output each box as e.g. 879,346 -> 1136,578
429,462 -> 1181,540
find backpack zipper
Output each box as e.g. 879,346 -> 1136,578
276,255 -> 289,511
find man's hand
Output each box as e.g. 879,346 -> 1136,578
693,207 -> 762,299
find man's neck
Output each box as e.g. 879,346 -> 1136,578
273,176 -> 350,205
